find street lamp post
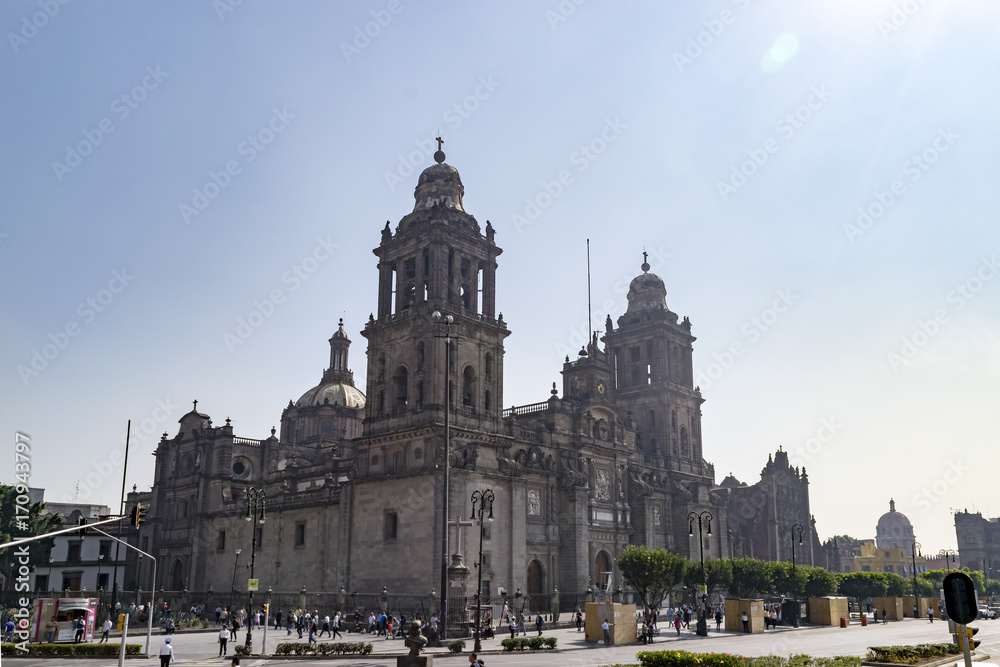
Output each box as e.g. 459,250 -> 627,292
938,549 -> 956,572
229,549 -> 242,612
687,510 -> 712,637
790,523 -> 804,627
432,310 -> 454,640
97,554 -> 104,619
47,557 -> 53,594
910,541 -> 922,617
470,489 -> 495,652
244,487 -> 266,652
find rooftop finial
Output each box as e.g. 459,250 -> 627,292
434,136 -> 446,164
193,399 -> 198,411
641,250 -> 650,273
338,317 -> 344,328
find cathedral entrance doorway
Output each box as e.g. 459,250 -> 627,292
526,559 -> 544,611
596,550 -> 612,592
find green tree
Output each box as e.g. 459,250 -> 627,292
837,572 -> 888,614
617,546 -> 686,617
729,558 -> 772,599
705,559 -> 733,596
884,573 -> 910,597
0,485 -> 60,585
802,566 -> 838,598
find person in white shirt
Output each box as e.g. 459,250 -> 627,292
100,618 -> 112,643
602,619 -> 611,645
159,637 -> 174,667
219,625 -> 231,656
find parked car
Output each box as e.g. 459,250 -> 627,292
976,607 -> 996,619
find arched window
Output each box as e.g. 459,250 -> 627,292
393,366 -> 408,412
596,551 -> 613,591
462,366 -> 477,408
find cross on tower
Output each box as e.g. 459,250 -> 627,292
436,137 -> 444,151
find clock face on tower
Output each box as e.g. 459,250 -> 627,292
596,380 -> 607,396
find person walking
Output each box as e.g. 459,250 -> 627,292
535,613 -> 544,636
928,607 -> 934,623
882,608 -> 888,625
74,616 -> 86,643
741,611 -> 749,633
715,608 -> 723,631
674,613 -> 681,636
517,613 -> 526,636
575,607 -> 583,631
319,615 -> 331,638
332,611 -> 343,640
215,606 -> 222,625
218,625 -> 230,656
100,617 -> 112,643
509,615 -> 516,639
159,638 -> 174,667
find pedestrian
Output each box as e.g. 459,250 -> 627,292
882,608 -> 888,625
770,608 -> 777,628
576,607 -> 583,632
333,611 -> 343,640
602,619 -> 611,645
101,617 -> 112,643
535,613 -> 544,636
231,659 -> 240,667
44,617 -> 57,643
320,615 -> 331,637
308,619 -> 317,644
517,613 -> 526,636
159,637 -> 174,667
219,625 -> 230,656
74,616 -> 86,643
673,613 -> 681,636
928,607 -> 934,623
275,609 -> 282,629
509,616 -> 516,639
645,620 -> 654,644
715,608 -> 723,631
216,606 -> 223,625
469,652 -> 484,667
741,611 -> 749,633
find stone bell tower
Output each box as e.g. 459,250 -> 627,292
361,141 -> 509,437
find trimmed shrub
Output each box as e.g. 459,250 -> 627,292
0,643 -> 142,656
234,644 -> 251,656
271,641 -> 373,656
448,639 -> 466,653
866,644 -> 960,664
500,636 -> 557,651
635,652 -> 862,667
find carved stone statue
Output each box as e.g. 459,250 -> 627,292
404,618 -> 427,656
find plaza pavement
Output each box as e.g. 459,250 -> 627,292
6,617 -> 1000,667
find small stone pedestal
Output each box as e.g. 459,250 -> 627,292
397,657 -> 433,667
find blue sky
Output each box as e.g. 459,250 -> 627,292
2,1 -> 998,555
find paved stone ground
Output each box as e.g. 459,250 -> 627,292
5,617 -> 1000,667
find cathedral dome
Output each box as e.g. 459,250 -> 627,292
625,253 -> 668,314
296,381 -> 366,409
875,498 -> 915,548
412,156 -> 466,213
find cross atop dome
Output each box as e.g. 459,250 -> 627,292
434,136 -> 446,164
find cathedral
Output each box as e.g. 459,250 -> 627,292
137,148 -> 819,610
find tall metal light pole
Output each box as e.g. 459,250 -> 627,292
432,310 -> 453,640
939,549 -> 956,572
687,510 -> 712,637
470,489 -> 494,652
244,487 -> 266,652
229,549 -> 242,612
97,553 -> 104,620
911,540 -> 922,616
47,557 -> 53,594
790,523 -> 804,627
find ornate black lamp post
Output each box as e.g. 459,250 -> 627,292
470,489 -> 494,652
432,311 -> 454,639
790,523 -> 804,627
244,488 -> 266,652
910,541 -> 922,616
939,549 -> 956,572
687,510 -> 712,636
229,549 -> 241,611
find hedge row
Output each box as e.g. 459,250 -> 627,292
0,642 -> 142,656
500,636 -> 557,651
866,644 -> 960,664
635,652 -> 862,667
273,641 -> 373,656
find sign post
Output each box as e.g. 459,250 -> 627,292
943,572 -> 978,667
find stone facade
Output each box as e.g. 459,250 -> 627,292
137,152 -> 820,604
955,510 -> 1000,573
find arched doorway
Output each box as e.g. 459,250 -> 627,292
526,560 -> 544,611
170,559 -> 184,591
596,550 -> 613,592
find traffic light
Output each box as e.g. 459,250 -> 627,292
262,603 -> 269,615
129,504 -> 146,528
967,626 -> 981,651
77,517 -> 89,536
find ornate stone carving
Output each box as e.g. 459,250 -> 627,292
596,468 -> 611,501
527,489 -> 541,516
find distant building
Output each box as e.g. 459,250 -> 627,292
955,510 -> 1000,575
825,500 -> 928,576
855,543 -> 927,577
